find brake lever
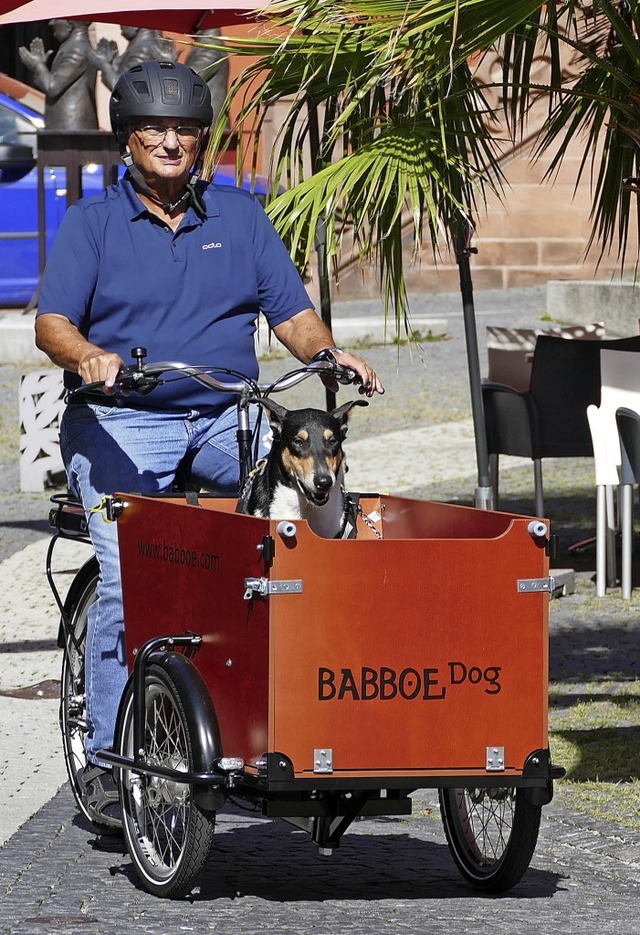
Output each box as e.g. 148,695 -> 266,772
334,366 -> 362,386
118,367 -> 161,395
63,365 -> 161,403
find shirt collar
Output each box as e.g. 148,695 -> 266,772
120,173 -> 211,225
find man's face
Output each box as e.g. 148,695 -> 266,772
127,118 -> 203,187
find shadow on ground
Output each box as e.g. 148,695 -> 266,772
103,809 -> 565,903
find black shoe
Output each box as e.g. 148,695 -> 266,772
79,763 -> 122,832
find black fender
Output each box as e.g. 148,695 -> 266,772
116,650 -> 225,812
57,556 -> 99,649
522,748 -> 565,806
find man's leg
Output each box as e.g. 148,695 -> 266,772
188,404 -> 270,492
60,404 -> 189,768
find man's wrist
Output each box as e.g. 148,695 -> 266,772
311,347 -> 345,364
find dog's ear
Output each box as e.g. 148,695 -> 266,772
332,399 -> 368,438
255,397 -> 289,436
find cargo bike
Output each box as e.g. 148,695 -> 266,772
47,351 -> 563,899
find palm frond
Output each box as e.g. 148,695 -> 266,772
505,0 -> 640,267
204,0 -> 545,326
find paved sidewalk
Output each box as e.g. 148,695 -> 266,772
0,785 -> 638,934
0,537 -> 88,845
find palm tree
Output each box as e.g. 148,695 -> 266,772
205,1 -> 640,318
502,0 -> 640,269
202,1 -> 639,499
204,0 -> 551,327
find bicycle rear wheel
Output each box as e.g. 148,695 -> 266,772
118,656 -> 217,898
439,786 -> 541,892
58,557 -> 105,829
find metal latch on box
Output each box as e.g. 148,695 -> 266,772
243,577 -> 304,600
517,577 -> 556,593
486,746 -> 505,771
314,748 -> 333,774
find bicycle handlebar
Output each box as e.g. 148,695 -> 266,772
65,352 -> 361,404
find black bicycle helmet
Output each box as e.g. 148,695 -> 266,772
110,60 -> 213,136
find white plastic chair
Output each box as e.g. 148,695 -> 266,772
587,349 -> 640,596
615,406 -> 640,600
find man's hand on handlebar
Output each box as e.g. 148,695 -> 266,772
77,348 -> 126,395
316,349 -> 385,399
340,350 -> 384,398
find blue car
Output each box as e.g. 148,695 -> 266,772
0,75 -> 271,308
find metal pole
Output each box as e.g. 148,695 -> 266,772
308,100 -> 336,412
454,222 -> 494,510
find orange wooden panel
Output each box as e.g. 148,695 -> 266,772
117,496 -> 272,766
268,498 -> 549,778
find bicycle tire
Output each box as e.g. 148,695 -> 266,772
439,786 -> 541,892
118,656 -> 217,898
58,557 -> 113,832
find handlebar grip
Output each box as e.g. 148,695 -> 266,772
64,379 -> 109,401
335,365 -> 362,386
64,364 -> 161,403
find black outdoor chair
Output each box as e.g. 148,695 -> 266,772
482,333 -> 640,517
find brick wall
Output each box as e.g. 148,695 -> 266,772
331,37 -> 639,301
332,131 -> 638,302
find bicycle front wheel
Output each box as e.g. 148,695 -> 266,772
439,786 -> 541,892
118,659 -> 216,899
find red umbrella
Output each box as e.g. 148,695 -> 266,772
0,1 -> 272,31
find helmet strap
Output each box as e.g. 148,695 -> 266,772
120,146 -> 206,216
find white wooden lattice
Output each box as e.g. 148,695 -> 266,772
19,370 -> 65,492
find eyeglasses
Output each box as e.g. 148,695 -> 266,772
134,125 -> 202,145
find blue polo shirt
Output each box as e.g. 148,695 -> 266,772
37,175 -> 313,412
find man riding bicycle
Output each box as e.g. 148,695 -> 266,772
35,60 -> 383,829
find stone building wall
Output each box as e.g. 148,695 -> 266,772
91,25 -> 638,302
328,130 -> 635,303
332,40 -> 639,300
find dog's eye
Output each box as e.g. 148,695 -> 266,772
291,436 -> 308,453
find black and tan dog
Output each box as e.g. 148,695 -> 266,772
237,398 -> 367,538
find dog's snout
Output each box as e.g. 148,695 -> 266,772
314,474 -> 333,492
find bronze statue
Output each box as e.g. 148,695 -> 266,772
18,19 -> 98,130
88,26 -> 176,92
186,30 -> 230,126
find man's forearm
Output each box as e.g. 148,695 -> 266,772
35,313 -> 97,372
35,313 -> 124,388
272,308 -> 336,363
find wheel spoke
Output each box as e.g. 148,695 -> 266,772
466,788 -> 515,863
59,562 -> 99,827
137,689 -> 191,871
118,661 -> 216,897
440,784 -> 541,892
462,789 -> 516,864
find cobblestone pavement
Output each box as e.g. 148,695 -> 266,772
0,788 -> 639,934
1,286 -> 640,931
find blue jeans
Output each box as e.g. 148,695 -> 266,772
60,402 -> 263,767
